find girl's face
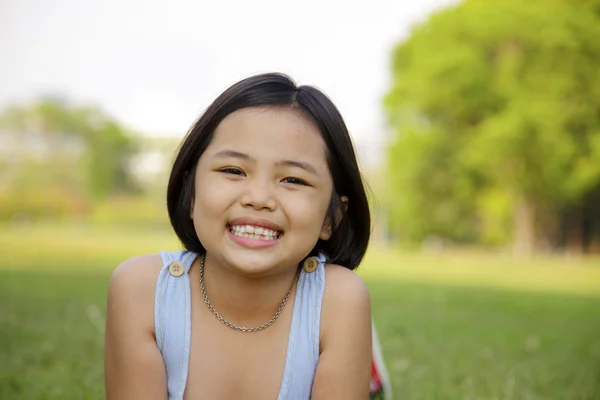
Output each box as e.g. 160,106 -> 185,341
191,107 -> 334,276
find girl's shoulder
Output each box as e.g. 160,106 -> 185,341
322,263 -> 370,303
105,254 -> 168,397
310,264 -> 372,397
109,254 -> 163,296
321,263 -> 371,331
106,254 -> 163,329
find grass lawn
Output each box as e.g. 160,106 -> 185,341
1,225 -> 599,399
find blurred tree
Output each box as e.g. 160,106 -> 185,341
384,0 -> 600,253
0,99 -> 140,220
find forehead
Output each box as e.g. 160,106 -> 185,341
207,107 -> 328,164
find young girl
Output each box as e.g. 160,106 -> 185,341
104,73 -> 373,399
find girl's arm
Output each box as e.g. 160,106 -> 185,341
311,265 -> 372,400
104,255 -> 167,400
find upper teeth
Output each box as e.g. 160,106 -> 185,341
230,224 -> 279,237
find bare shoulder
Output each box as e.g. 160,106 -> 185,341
321,264 -> 371,344
107,254 -> 164,327
311,264 -> 372,399
322,263 -> 370,306
109,254 -> 163,293
105,254 -> 168,399
105,254 -> 163,349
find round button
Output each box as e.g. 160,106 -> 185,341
303,257 -> 318,273
168,261 -> 185,277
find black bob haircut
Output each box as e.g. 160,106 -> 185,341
166,73 -> 371,270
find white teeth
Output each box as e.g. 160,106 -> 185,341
229,224 -> 281,240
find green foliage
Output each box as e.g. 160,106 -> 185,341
384,0 -> 600,245
0,99 -> 141,220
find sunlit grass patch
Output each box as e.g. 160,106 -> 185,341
361,245 -> 600,297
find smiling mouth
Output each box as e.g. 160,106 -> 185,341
227,224 -> 283,241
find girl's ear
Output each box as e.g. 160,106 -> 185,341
319,196 -> 348,240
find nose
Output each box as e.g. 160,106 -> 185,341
240,176 -> 277,211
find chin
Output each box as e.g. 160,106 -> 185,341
228,252 -> 282,275
219,246 -> 300,277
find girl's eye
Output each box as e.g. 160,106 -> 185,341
282,177 -> 308,185
220,168 -> 245,176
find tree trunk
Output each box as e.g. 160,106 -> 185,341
588,237 -> 600,254
583,187 -> 600,254
564,208 -> 584,254
536,205 -> 559,252
513,197 -> 536,256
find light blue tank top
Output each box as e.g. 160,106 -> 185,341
154,250 -> 326,400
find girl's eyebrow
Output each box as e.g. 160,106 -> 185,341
275,159 -> 319,176
214,149 -> 250,161
213,149 -> 319,176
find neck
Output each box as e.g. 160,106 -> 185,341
199,253 -> 299,329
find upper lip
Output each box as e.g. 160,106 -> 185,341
228,217 -> 284,232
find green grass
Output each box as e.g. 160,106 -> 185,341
1,225 -> 599,399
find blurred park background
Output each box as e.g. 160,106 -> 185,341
1,0 -> 600,399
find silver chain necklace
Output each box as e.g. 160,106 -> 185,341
198,253 -> 294,332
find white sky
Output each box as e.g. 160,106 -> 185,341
1,0 -> 459,145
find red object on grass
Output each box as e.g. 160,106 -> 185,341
369,321 -> 391,399
370,360 -> 383,393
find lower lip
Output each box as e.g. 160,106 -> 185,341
227,229 -> 281,248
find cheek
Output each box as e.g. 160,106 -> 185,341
192,175 -> 235,219
191,185 -> 235,245
284,192 -> 330,230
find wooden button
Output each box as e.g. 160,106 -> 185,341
303,257 -> 318,273
168,261 -> 185,277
